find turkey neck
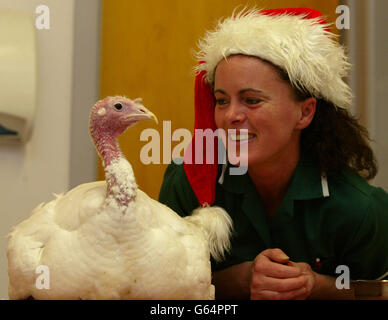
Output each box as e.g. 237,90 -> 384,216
93,131 -> 137,210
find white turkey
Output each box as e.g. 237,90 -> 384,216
7,96 -> 233,300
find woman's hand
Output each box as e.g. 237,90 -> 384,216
250,248 -> 316,300
213,248 -> 354,299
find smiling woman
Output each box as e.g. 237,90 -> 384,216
159,7 -> 388,300
213,55 -> 316,183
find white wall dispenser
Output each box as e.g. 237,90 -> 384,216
0,10 -> 36,143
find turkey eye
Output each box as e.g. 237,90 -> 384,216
114,103 -> 123,111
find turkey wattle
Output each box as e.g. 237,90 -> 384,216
7,96 -> 233,300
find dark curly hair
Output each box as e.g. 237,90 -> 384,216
300,99 -> 377,180
269,60 -> 378,180
277,71 -> 377,180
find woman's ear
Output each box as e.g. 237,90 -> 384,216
295,97 -> 316,130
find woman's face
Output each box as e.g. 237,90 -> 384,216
214,55 -> 308,168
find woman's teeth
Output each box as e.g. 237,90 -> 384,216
229,133 -> 256,141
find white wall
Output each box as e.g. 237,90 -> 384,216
0,0 -> 100,298
369,0 -> 388,190
346,0 -> 388,191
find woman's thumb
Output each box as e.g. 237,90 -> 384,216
265,248 -> 290,263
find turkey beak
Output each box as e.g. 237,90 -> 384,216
146,110 -> 158,125
125,106 -> 158,125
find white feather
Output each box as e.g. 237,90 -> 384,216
7,97 -> 233,300
7,181 -> 232,300
185,206 -> 233,263
195,7 -> 352,109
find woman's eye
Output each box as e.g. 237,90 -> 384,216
215,98 -> 228,106
246,98 -> 262,105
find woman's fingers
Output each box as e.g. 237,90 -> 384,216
261,248 -> 290,264
253,252 -> 302,279
251,274 -> 308,293
251,286 -> 308,300
250,249 -> 313,300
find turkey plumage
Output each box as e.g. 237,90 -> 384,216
7,96 -> 232,300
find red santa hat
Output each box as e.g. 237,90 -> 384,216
183,7 -> 352,207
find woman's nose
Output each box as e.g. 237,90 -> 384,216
225,102 -> 245,124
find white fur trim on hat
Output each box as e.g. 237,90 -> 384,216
195,8 -> 353,109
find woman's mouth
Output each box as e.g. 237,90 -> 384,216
229,132 -> 257,142
226,130 -> 254,165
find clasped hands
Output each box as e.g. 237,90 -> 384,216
249,248 -> 316,300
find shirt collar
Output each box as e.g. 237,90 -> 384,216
218,154 -> 329,201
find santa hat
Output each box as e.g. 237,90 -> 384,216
183,8 -> 352,207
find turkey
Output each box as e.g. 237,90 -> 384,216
7,96 -> 233,300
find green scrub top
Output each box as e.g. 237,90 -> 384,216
158,156 -> 388,281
